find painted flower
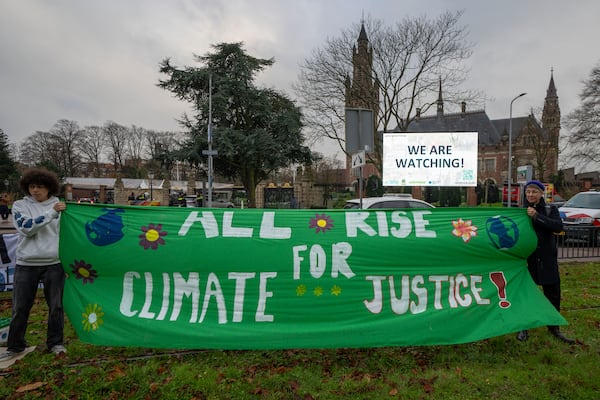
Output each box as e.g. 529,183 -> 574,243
309,213 -> 334,233
296,284 -> 307,296
82,303 -> 104,332
330,285 -> 342,296
313,286 -> 323,296
70,259 -> 98,284
452,218 -> 478,243
139,223 -> 167,250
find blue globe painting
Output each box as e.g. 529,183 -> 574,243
486,216 -> 519,250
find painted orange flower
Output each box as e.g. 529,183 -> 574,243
70,259 -> 98,284
139,223 -> 167,250
452,218 -> 478,243
309,213 -> 334,233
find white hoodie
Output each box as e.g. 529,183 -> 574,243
12,195 -> 61,266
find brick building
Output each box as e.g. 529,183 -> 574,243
344,23 -> 561,198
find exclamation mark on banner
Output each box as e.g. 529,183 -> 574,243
489,271 -> 511,308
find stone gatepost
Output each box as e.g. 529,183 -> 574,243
162,178 -> 171,206
114,176 -> 128,205
187,170 -> 196,195
99,185 -> 107,203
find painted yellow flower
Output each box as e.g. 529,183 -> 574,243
296,284 -> 307,296
331,285 -> 342,296
313,286 -> 323,296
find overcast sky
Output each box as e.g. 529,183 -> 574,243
1,0 -> 599,168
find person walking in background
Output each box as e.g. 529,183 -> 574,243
0,168 -> 68,361
0,193 -> 9,221
516,180 -> 575,344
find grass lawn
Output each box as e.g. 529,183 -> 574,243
1,261 -> 599,399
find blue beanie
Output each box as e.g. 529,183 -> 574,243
525,180 -> 545,192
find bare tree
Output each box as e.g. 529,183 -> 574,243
49,119 -> 82,176
146,130 -> 183,177
103,121 -> 128,174
19,131 -> 52,167
125,124 -> 147,172
19,120 -> 82,176
564,61 -> 600,171
79,125 -> 106,177
294,11 -> 477,171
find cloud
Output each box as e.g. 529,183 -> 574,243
1,0 -> 599,167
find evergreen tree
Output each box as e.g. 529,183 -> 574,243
159,43 -> 312,207
0,129 -> 18,192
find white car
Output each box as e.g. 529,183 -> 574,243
558,190 -> 600,245
343,195 -> 435,209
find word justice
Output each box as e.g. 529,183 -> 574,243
364,274 -> 491,314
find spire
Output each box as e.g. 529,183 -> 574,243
546,67 -> 557,98
358,22 -> 368,42
437,77 -> 444,117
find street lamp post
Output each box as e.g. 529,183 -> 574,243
508,92 -> 527,208
148,170 -> 154,201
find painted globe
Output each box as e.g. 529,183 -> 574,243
486,216 -> 519,250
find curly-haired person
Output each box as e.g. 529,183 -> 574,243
0,168 -> 67,361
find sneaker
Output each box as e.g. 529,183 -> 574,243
548,327 -> 575,345
50,345 -> 67,355
516,330 -> 529,342
0,350 -> 23,361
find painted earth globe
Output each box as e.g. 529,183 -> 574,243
486,216 -> 519,250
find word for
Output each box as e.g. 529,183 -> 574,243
119,271 -> 277,324
292,242 -> 355,280
364,274 -> 490,314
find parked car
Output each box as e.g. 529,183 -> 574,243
343,195 -> 435,209
549,193 -> 566,207
558,190 -> 600,245
77,197 -> 94,204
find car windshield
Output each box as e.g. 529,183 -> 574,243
563,193 -> 600,209
343,202 -> 360,209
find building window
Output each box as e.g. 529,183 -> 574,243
484,158 -> 495,172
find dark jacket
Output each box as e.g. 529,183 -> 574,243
526,198 -> 563,285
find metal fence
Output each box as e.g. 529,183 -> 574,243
557,226 -> 600,259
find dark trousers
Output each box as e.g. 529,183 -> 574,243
7,264 -> 65,352
542,281 -> 561,311
0,205 -> 8,220
542,281 -> 561,329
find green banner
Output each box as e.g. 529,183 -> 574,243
59,204 -> 565,349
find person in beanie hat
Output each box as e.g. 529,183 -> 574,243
516,180 -> 575,344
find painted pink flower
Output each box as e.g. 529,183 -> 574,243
452,218 -> 478,243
